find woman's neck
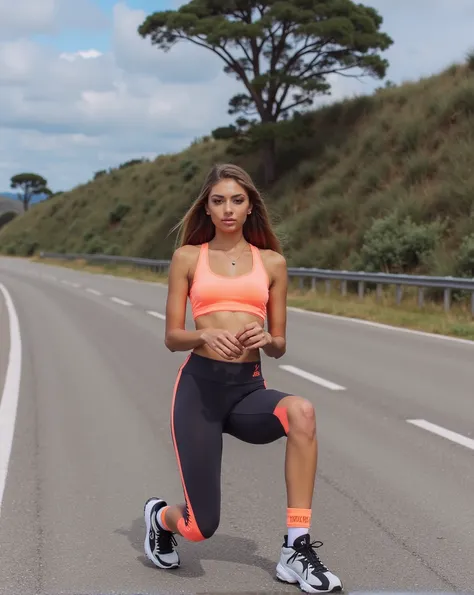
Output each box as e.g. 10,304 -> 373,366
210,231 -> 247,251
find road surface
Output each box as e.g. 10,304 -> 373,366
1,257 -> 473,595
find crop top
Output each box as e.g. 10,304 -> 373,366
189,242 -> 270,321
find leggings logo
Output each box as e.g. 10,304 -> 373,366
252,364 -> 260,377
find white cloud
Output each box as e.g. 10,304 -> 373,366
59,49 -> 103,62
112,3 -> 222,83
0,2 -> 242,191
0,0 -> 474,192
0,0 -> 108,40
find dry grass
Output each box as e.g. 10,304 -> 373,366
36,258 -> 474,342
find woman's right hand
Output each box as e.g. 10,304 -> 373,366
201,328 -> 244,360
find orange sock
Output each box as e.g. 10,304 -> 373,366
287,507 -> 312,547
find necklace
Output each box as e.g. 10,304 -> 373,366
223,242 -> 248,266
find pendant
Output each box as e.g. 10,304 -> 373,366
231,261 -> 236,266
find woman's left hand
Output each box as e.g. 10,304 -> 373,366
235,322 -> 272,350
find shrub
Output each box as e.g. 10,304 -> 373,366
456,233 -> 474,277
358,212 -> 445,273
109,203 -> 131,225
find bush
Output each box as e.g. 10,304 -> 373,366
456,233 -> 474,277
109,203 -> 131,224
358,212 -> 445,273
180,159 -> 199,182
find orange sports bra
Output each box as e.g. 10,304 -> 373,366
189,242 -> 270,321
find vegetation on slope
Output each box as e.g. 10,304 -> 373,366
2,60 -> 474,282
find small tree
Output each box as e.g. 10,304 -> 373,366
10,173 -> 52,211
138,0 -> 393,184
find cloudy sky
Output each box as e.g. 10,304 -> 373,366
0,0 -> 473,193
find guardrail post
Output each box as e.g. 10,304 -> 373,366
418,287 -> 424,308
298,276 -> 304,291
311,277 -> 316,292
341,280 -> 347,296
325,280 -> 331,295
396,285 -> 403,305
471,292 -> 474,318
444,288 -> 451,313
358,281 -> 364,299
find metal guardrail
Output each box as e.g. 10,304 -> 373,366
39,251 -> 474,316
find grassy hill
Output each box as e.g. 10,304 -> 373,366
1,59 -> 474,279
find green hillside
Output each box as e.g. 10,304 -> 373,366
2,59 -> 474,278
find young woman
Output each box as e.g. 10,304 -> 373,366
143,164 -> 343,593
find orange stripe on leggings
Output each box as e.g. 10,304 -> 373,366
170,354 -> 205,542
273,406 -> 289,434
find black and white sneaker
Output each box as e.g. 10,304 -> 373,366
276,534 -> 343,593
143,497 -> 180,569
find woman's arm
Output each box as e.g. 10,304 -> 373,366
262,252 -> 287,359
164,247 -> 207,352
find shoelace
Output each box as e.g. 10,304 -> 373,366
289,539 -> 329,573
156,529 -> 178,554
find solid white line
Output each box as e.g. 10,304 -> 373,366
287,306 -> 474,347
110,297 -> 132,306
146,310 -> 165,320
86,288 -> 102,296
0,283 -> 22,518
279,364 -> 346,391
407,419 -> 474,451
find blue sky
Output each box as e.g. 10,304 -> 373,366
1,0 -> 473,193
32,0 -> 171,54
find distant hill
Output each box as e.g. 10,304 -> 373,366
0,192 -> 49,205
0,195 -> 24,230
1,59 -> 474,279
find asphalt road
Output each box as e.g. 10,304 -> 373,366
1,257 -> 473,595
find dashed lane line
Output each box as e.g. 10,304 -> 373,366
109,297 -> 132,306
279,364 -> 346,391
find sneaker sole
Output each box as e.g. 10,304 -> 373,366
276,562 -> 343,593
143,497 -> 180,570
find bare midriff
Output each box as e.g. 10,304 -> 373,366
193,310 -> 264,363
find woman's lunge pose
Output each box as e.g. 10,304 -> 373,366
143,164 -> 343,593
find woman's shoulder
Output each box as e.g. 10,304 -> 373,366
258,248 -> 286,267
171,244 -> 202,269
173,244 -> 202,257
257,248 -> 287,279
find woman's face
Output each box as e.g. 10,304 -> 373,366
206,178 -> 252,234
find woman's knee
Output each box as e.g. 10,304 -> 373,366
282,396 -> 316,439
179,511 -> 220,542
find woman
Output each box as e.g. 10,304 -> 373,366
143,163 -> 343,593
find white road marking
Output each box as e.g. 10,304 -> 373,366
407,419 -> 474,451
287,306 -> 474,347
279,364 -> 346,391
146,310 -> 165,320
0,283 -> 22,518
110,297 -> 132,306
60,280 -> 80,288
86,288 -> 102,296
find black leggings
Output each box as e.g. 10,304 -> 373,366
171,352 -> 291,541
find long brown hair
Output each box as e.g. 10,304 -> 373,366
171,163 -> 282,253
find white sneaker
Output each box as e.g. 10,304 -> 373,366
143,497 -> 180,569
276,533 -> 343,593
